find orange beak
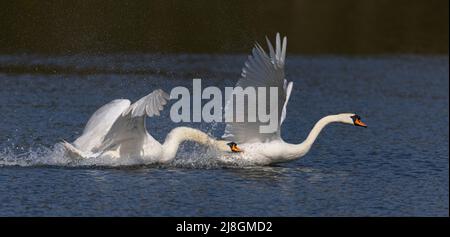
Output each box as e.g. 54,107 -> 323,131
354,119 -> 367,128
230,144 -> 242,152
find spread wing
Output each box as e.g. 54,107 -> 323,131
223,33 -> 293,143
97,89 -> 170,152
82,89 -> 170,153
73,99 -> 131,152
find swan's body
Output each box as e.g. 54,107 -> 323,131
219,34 -> 367,165
63,89 -> 230,163
219,114 -> 365,165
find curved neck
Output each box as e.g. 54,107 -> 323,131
161,127 -> 218,162
291,115 -> 342,157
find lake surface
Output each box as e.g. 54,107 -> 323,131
0,54 -> 448,216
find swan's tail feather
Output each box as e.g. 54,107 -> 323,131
61,140 -> 88,160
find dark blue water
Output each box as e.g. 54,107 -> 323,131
0,54 -> 448,216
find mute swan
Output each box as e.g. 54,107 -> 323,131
220,33 -> 367,165
62,89 -> 231,163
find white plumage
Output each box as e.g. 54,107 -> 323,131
219,33 -> 367,165
63,33 -> 367,166
63,89 -> 231,163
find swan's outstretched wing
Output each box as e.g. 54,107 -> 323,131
73,99 -> 131,152
97,89 -> 170,152
223,33 -> 293,143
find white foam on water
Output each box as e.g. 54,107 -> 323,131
0,142 -> 249,169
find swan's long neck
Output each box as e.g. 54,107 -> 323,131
290,115 -> 342,158
160,127 -> 225,162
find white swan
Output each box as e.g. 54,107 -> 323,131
219,33 -> 367,165
62,89 -> 231,163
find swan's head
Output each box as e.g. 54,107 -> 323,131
213,140 -> 243,153
339,113 -> 368,128
227,142 -> 242,152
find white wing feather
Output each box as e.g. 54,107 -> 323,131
223,33 -> 293,143
73,99 -> 131,152
71,89 -> 169,155
97,89 -> 170,152
125,89 -> 169,117
280,80 -> 293,126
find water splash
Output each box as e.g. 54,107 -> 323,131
0,142 -> 249,169
0,144 -> 70,167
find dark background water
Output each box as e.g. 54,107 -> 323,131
0,0 -> 448,54
0,54 -> 448,216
